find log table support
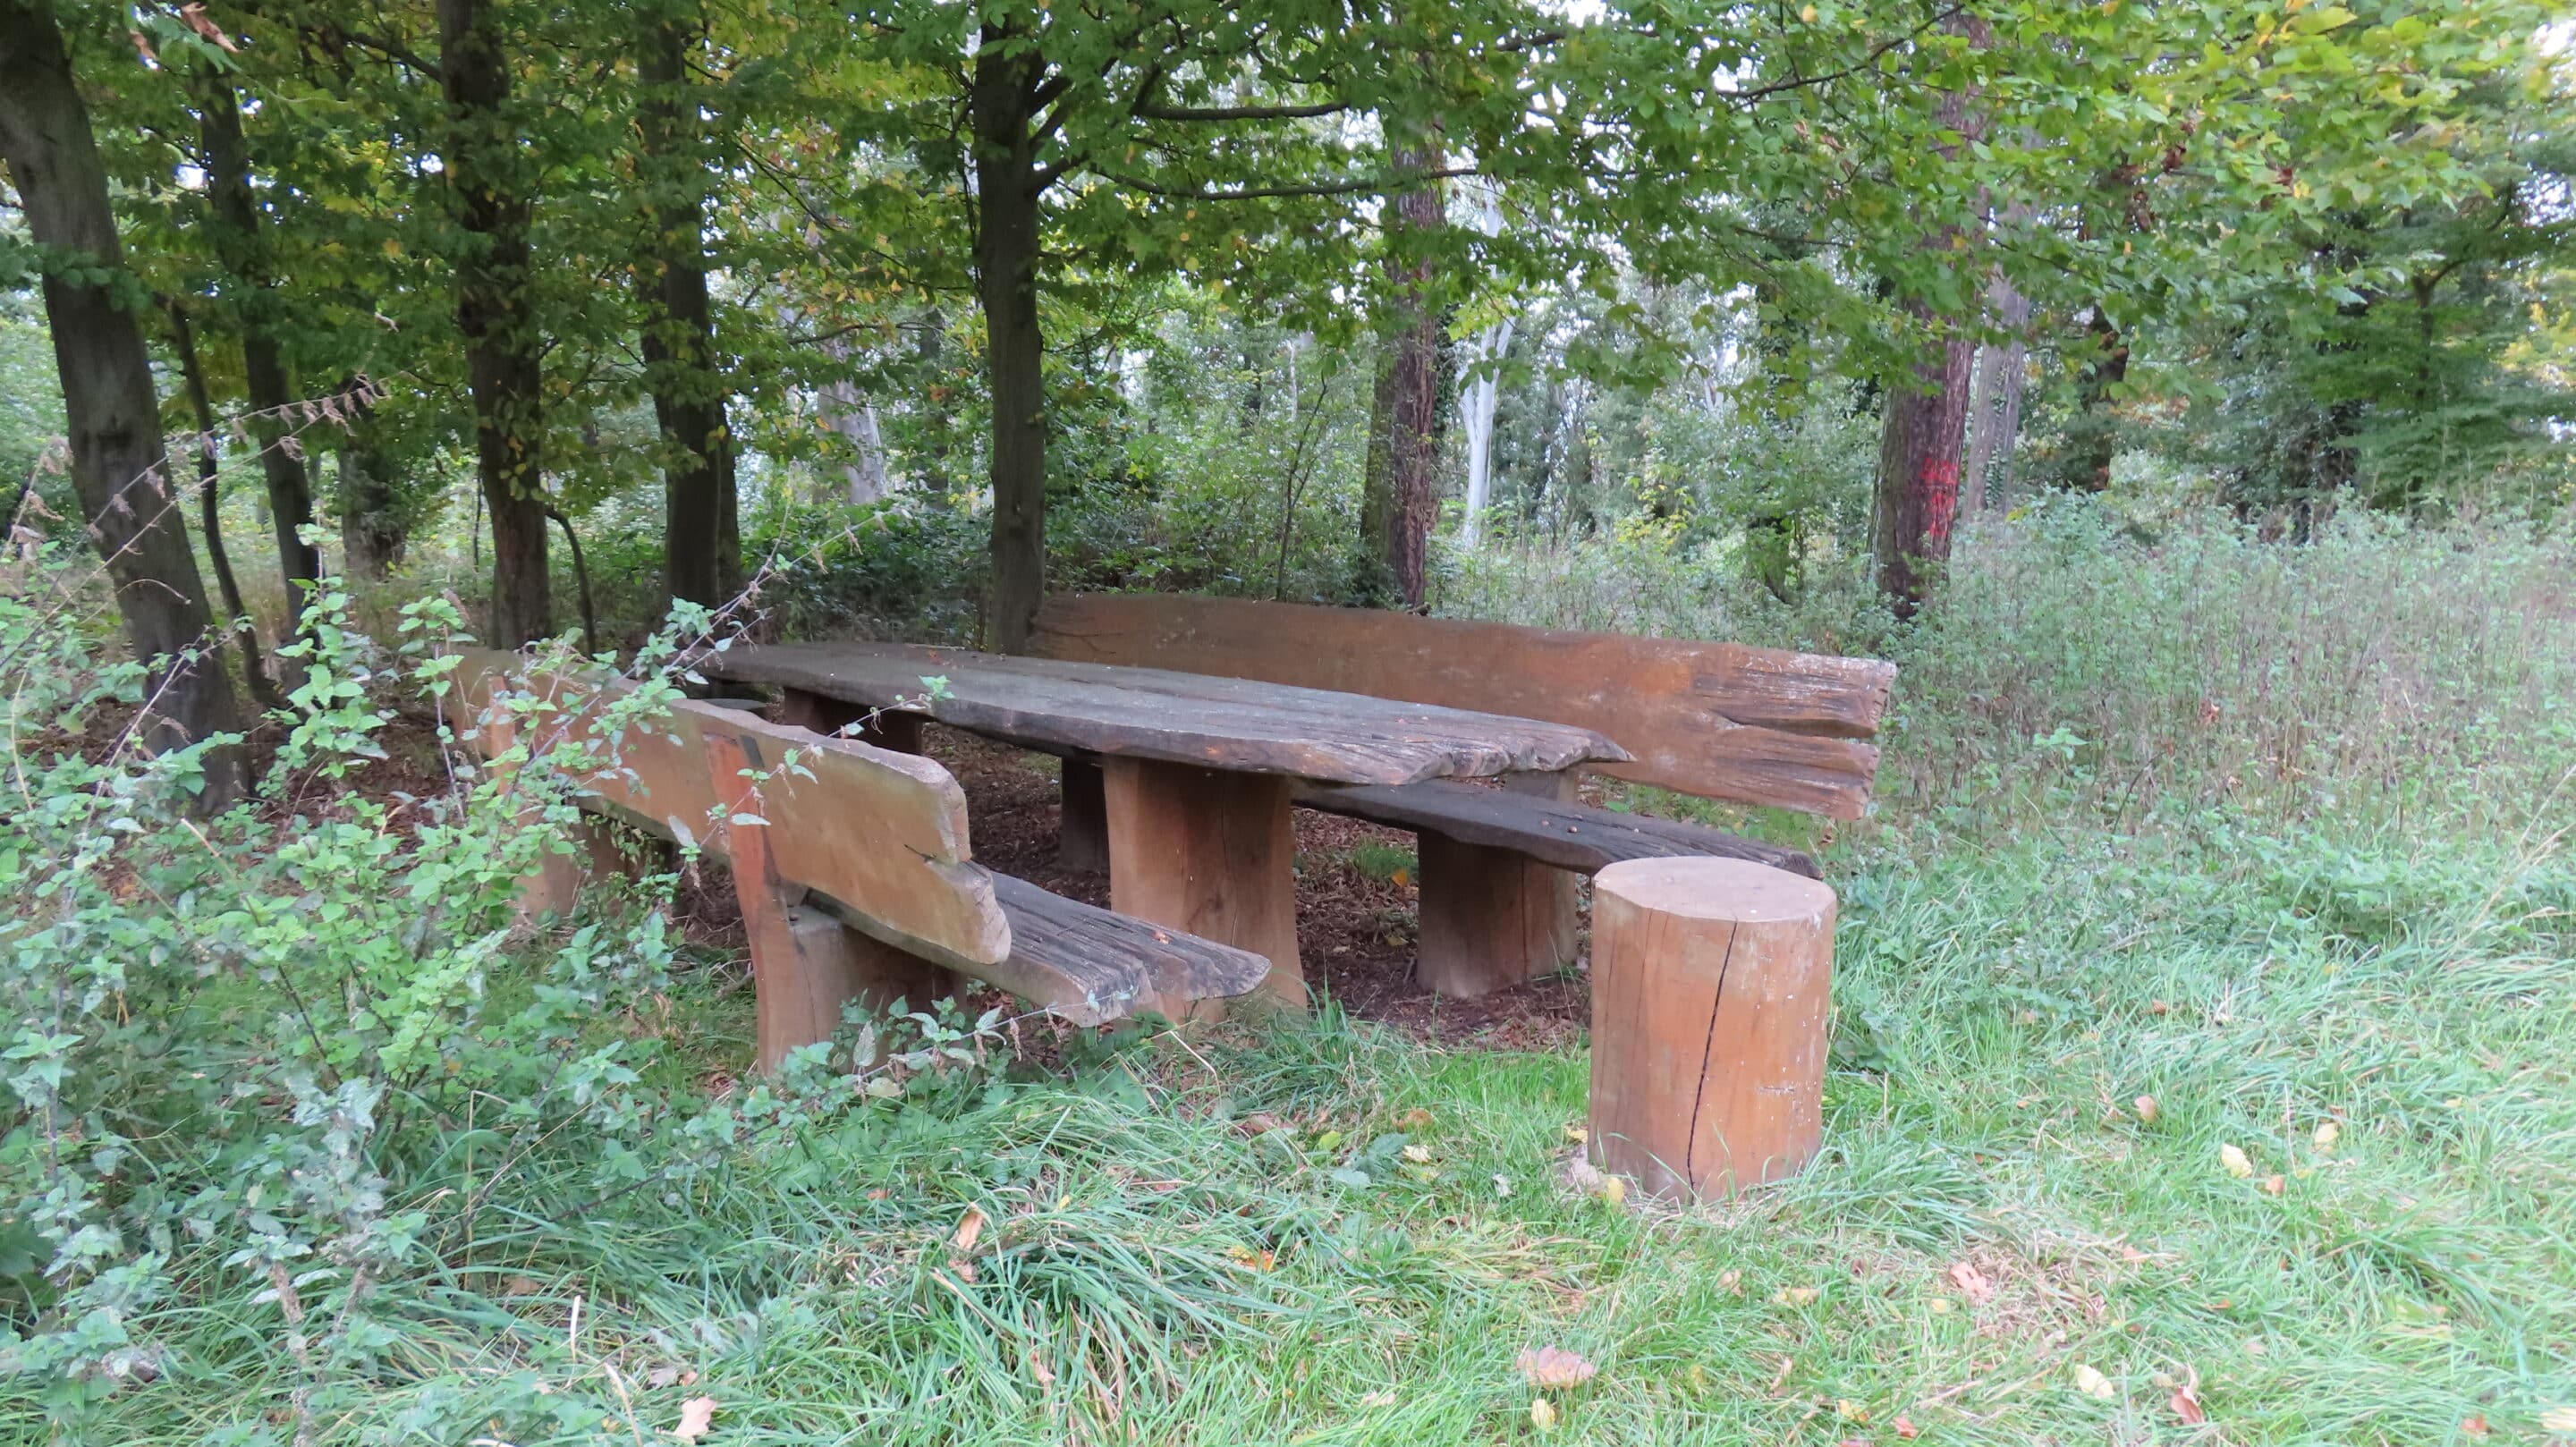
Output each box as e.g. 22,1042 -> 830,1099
776,685 -> 922,754
514,817 -> 631,925
1101,757 -> 1302,1014
708,732 -> 961,1071
1058,757 -> 1108,874
1589,858 -> 1835,1200
1414,770 -> 1581,996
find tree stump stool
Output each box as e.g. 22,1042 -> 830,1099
1588,857 -> 1835,1201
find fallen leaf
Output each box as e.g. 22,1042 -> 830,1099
2072,1365 -> 2115,1400
2148,999 -> 2171,1015
1394,1107 -> 1434,1130
2461,1415 -> 2489,1436
1836,1399 -> 1869,1422
1947,1262 -> 1996,1305
1233,1113 -> 1286,1137
2219,1143 -> 2255,1179
2313,1121 -> 2341,1150
1563,1122 -> 1589,1146
2242,1338 -> 2267,1357
1360,1390 -> 1397,1408
1894,1416 -> 1920,1439
1492,1173 -> 1515,1197
1773,1286 -> 1822,1307
674,1395 -> 717,1443
2541,1406 -> 2576,1432
1224,1244 -> 1276,1272
2169,1379 -> 2206,1425
2133,1094 -> 2160,1123
2260,1174 -> 2286,1197
1927,1297 -> 1953,1315
952,1206 -> 987,1254
1717,1269 -> 1742,1291
645,1365 -> 682,1389
1601,1176 -> 1628,1207
1401,1143 -> 1433,1164
1517,1346 -> 1599,1389
1836,1440 -> 1869,1447
1530,1397 -> 1558,1431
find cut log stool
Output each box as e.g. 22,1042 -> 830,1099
1588,858 -> 1835,1200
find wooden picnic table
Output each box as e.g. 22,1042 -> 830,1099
699,641 -> 1630,1006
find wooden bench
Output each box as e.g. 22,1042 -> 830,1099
1030,595 -> 1894,995
446,652 -> 1267,1070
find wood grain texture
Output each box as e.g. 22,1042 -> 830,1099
449,652 -> 1266,1033
1030,593 -> 1894,818
699,641 -> 1628,787
1295,779 -> 1821,878
1588,859 -> 1836,1200
1415,833 -> 1578,998
1103,757 -> 1305,1013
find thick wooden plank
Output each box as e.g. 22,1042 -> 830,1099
450,651 -> 1011,969
1030,594 -> 1892,818
1295,779 -> 1821,879
699,641 -> 1628,787
990,875 -> 1270,1023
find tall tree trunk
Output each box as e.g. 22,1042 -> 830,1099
1868,18 -> 1991,617
335,380 -> 404,581
2063,303 -> 2129,494
439,0 -> 552,644
819,367 -> 896,504
1458,316 -> 1513,549
636,12 -> 741,612
1962,272 -> 2030,517
0,2 -> 245,800
169,303 -> 286,710
972,36 -> 1046,653
1360,145 -> 1445,608
196,80 -> 322,634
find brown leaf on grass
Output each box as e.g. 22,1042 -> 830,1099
2461,1415 -> 2489,1436
1394,1107 -> 1435,1130
1947,1262 -> 1996,1305
1516,1346 -> 1599,1389
2133,1094 -> 2160,1123
952,1206 -> 987,1254
2169,1375 -> 2206,1425
674,1395 -> 716,1443
1893,1416 -> 1920,1440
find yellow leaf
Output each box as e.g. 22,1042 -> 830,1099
674,1395 -> 717,1443
1402,1144 -> 1433,1164
1530,1397 -> 1558,1430
952,1206 -> 987,1254
1600,1176 -> 1627,1207
1773,1286 -> 1821,1307
2073,1365 -> 2116,1400
2219,1144 -> 2255,1179
2133,1094 -> 2159,1123
2313,1121 -> 2341,1150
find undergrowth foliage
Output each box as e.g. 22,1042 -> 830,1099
0,552 -> 1031,1441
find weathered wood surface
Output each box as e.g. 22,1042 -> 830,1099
699,641 -> 1628,787
1295,779 -> 1822,879
1413,770 -> 1580,998
1030,593 -> 1893,818
1589,858 -> 1836,1200
1102,757 -> 1305,1012
1057,757 -> 1108,873
447,652 -> 1266,1037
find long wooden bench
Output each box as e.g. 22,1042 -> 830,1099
447,651 -> 1267,1070
1029,595 -> 1894,996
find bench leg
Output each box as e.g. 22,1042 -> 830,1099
1416,833 -> 1580,996
776,686 -> 922,753
1101,757 -> 1303,1014
1589,859 -> 1835,1200
1058,757 -> 1108,874
743,899 -> 962,1074
514,816 -> 630,926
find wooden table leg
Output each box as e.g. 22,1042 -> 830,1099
1101,757 -> 1302,1013
776,686 -> 922,753
1058,757 -> 1108,874
1414,769 -> 1582,997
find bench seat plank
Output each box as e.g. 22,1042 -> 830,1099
1296,779 -> 1821,880
988,875 -> 1269,1023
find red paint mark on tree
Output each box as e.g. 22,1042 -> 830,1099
1919,458 -> 1961,546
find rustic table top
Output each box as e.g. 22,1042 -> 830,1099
700,641 -> 1630,787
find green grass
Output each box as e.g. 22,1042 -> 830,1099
30,814 -> 2572,1445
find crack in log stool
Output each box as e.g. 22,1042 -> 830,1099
1587,857 -> 1836,1201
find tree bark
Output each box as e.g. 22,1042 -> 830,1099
335,380 -> 404,581
1360,146 -> 1445,608
169,304 -> 285,710
1459,317 -> 1512,549
0,2 -> 245,799
196,80 -> 322,635
1868,18 -> 1990,617
439,0 -> 552,644
1962,271 -> 2030,517
972,35 -> 1047,653
2063,303 -> 2129,493
636,13 -> 741,612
